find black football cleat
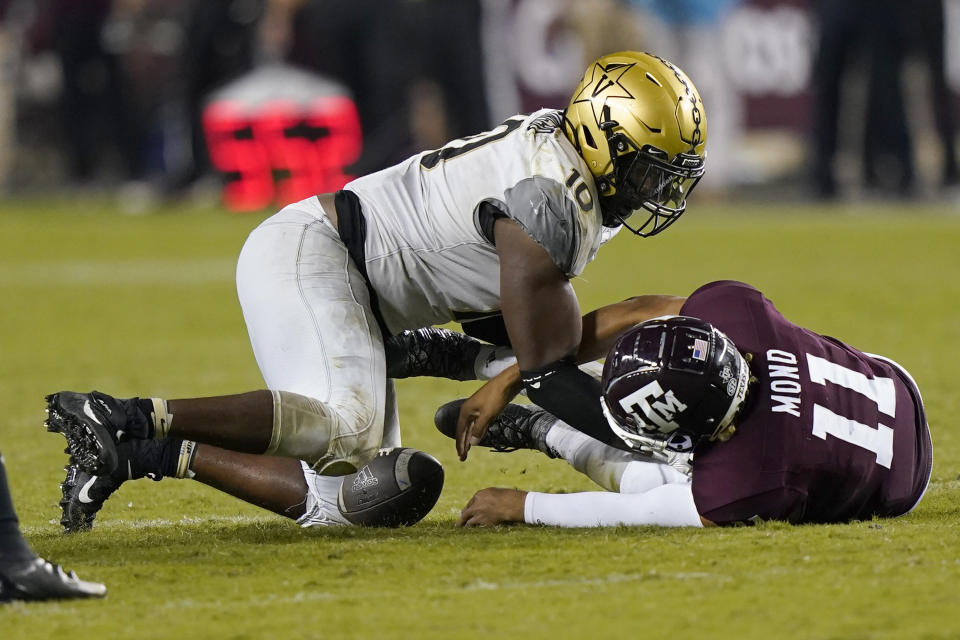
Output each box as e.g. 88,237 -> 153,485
434,399 -> 556,457
60,439 -> 167,532
45,391 -> 151,475
0,557 -> 106,602
384,328 -> 486,380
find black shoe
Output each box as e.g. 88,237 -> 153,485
59,439 -> 167,532
434,399 -> 555,457
45,391 -> 151,474
385,328 -> 486,380
0,557 -> 106,602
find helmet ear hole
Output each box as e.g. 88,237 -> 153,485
582,126 -> 597,150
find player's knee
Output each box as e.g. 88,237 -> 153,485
268,390 -> 383,474
324,399 -> 383,471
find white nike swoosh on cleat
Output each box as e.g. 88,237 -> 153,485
82,400 -> 104,426
77,475 -> 99,504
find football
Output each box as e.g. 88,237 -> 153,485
337,447 -> 444,527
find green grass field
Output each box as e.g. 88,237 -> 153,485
1,198 -> 959,639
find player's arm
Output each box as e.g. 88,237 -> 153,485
455,292 -> 686,457
456,218 -> 614,458
458,485 -> 713,527
578,294 -> 686,362
495,217 -> 581,371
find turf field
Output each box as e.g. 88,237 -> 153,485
1,198 -> 959,638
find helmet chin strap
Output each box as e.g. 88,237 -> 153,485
598,187 -> 636,228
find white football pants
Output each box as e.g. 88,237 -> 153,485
235,196 -> 400,473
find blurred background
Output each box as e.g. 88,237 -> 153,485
2,0 -> 959,213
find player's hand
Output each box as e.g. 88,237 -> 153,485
455,377 -> 514,460
458,488 -> 527,527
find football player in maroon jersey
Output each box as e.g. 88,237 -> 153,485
439,280 -> 932,527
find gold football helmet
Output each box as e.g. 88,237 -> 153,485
564,51 -> 706,236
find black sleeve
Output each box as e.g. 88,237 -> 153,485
521,358 -> 629,450
459,314 -> 511,347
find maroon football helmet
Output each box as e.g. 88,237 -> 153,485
600,316 -> 751,453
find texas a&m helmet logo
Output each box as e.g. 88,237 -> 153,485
617,380 -> 688,433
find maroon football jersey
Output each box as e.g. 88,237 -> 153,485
682,281 -> 932,525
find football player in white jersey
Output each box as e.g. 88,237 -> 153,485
47,52 -> 707,531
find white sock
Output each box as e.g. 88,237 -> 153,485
174,440 -> 197,479
151,398 -> 173,440
473,352 -> 601,382
297,462 -> 350,527
544,422 -> 643,492
474,346 -> 517,380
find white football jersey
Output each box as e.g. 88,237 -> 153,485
344,109 -> 608,334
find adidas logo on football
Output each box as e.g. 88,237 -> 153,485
352,466 -> 379,492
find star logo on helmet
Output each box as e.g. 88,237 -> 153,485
570,61 -> 636,127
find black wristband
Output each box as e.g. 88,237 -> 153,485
520,359 -> 628,450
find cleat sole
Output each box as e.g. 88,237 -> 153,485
44,394 -> 118,475
58,465 -> 95,533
